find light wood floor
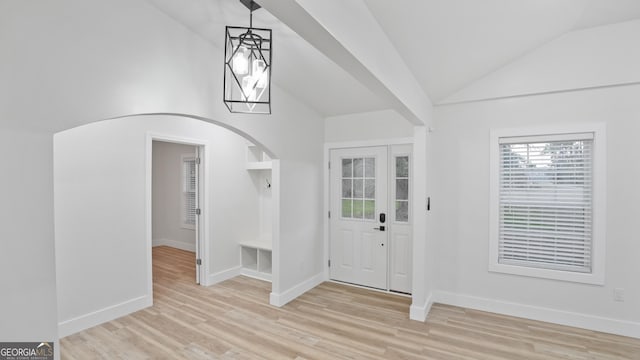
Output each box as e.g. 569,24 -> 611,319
61,246 -> 640,359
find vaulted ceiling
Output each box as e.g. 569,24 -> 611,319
147,0 -> 640,116
147,0 -> 389,117
365,0 -> 640,102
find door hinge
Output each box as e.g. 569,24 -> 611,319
196,259 -> 202,266
328,161 -> 331,169
328,211 -> 331,219
328,259 -> 331,267
195,208 -> 201,215
195,157 -> 201,165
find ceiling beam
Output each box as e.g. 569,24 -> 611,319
258,0 -> 432,125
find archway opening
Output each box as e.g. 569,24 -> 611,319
54,113 -> 280,337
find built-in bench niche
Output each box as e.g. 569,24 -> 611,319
239,241 -> 272,281
239,143 -> 273,282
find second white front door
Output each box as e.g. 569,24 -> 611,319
330,146 -> 388,289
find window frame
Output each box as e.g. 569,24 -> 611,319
489,123 -> 606,285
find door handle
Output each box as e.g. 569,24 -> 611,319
373,226 -> 385,231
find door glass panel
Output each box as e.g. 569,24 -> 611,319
396,201 -> 408,222
365,157 -> 375,177
342,179 -> 352,198
364,179 -> 375,198
342,199 -> 352,218
340,156 -> 375,220
353,200 -> 364,218
395,156 -> 410,222
396,156 -> 409,177
342,158 -> 353,177
353,179 -> 364,198
353,158 -> 364,177
396,179 -> 408,200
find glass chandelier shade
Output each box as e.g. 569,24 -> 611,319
223,6 -> 272,114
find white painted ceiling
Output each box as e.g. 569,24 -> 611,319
365,0 -> 640,103
146,0 -> 388,117
148,0 -> 640,114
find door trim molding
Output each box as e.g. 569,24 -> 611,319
324,137 -> 414,151
146,133 -> 211,297
323,138 -> 414,284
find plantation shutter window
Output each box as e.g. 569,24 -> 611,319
498,132 -> 594,273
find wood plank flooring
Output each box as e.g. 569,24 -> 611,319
61,246 -> 640,359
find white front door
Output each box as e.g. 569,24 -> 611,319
330,147 -> 388,289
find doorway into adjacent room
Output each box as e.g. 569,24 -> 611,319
152,140 -> 203,284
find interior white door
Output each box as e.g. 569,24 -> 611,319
330,147 -> 388,289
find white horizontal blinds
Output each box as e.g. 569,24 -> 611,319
498,133 -> 594,273
183,158 -> 197,226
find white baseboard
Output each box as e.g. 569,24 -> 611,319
410,291 -> 433,322
206,266 -> 242,286
58,295 -> 152,338
270,272 -> 324,307
434,290 -> 640,339
152,238 -> 195,252
240,268 -> 272,282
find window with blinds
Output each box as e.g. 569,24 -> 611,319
182,157 -> 197,229
490,125 -> 606,285
498,133 -> 594,273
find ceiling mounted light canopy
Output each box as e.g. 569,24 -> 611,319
224,0 -> 272,114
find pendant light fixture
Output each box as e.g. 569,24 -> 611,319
224,0 -> 272,114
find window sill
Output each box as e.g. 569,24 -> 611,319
489,263 -> 604,285
180,224 -> 196,231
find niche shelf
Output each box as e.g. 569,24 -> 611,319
239,240 -> 272,281
246,143 -> 272,170
246,161 -> 272,170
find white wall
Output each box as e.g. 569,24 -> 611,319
0,0 -> 325,157
152,141 -> 197,251
276,159 -> 323,294
433,83 -> 640,336
410,125 -> 437,320
0,130 -> 58,353
325,109 -> 414,143
429,18 -> 640,337
54,116 -> 260,336
1,0 -> 324,345
249,170 -> 273,241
